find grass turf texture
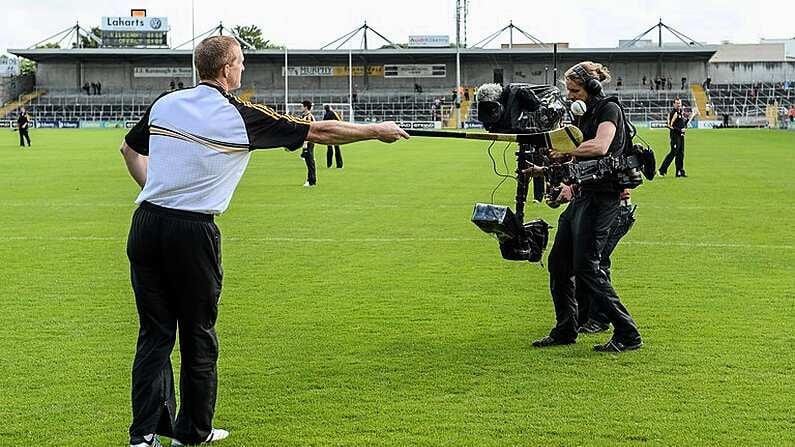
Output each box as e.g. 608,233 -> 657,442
0,128 -> 793,446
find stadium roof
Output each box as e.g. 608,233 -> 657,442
8,46 -> 718,63
710,43 -> 793,62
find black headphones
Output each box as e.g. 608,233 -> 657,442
572,64 -> 603,96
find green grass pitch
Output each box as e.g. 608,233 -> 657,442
0,128 -> 793,446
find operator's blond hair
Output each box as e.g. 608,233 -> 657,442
564,61 -> 612,86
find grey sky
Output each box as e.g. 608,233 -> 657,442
3,0 -> 793,51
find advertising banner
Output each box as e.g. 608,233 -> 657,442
59,120 -> 80,128
697,120 -> 723,129
282,66 -> 384,77
397,121 -> 441,129
408,35 -> 450,47
384,64 -> 446,78
80,120 -> 127,128
649,121 -> 668,129
134,67 -> 193,78
101,16 -> 168,32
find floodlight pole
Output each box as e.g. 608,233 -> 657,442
191,0 -> 196,86
456,48 -> 461,129
284,48 -> 289,114
348,49 -> 354,122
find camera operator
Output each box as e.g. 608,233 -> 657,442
530,61 -> 642,353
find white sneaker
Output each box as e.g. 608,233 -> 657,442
171,428 -> 230,446
303,181 -> 315,187
130,434 -> 163,447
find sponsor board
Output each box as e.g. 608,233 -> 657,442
282,66 -> 384,77
134,67 -> 193,78
397,121 -> 441,129
126,121 -> 138,128
80,120 -> 127,128
697,120 -> 723,129
384,64 -> 446,78
0,120 -> 12,128
408,35 -> 450,48
37,120 -> 59,128
101,16 -> 168,32
649,121 -> 668,129
60,121 -> 80,128
464,121 -> 484,129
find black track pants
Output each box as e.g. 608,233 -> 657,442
127,201 -> 222,445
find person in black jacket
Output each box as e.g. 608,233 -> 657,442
529,61 -> 642,353
17,108 -> 31,147
323,105 -> 343,168
659,97 -> 688,177
300,100 -> 317,186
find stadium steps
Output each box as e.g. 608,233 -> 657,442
0,90 -> 46,119
690,84 -> 714,119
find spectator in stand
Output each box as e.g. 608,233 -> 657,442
703,77 -> 712,90
352,85 -> 358,103
97,81 -> 102,95
788,105 -> 795,123
170,80 -> 176,90
616,77 -> 623,90
83,82 -> 91,95
667,77 -> 672,90
414,83 -> 423,94
642,75 -> 647,86
681,76 -> 687,90
655,77 -> 661,90
177,81 -> 184,89
432,98 -> 441,121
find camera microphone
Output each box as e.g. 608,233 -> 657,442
477,83 -> 503,102
571,100 -> 587,116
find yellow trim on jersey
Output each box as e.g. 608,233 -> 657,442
230,95 -> 312,125
668,111 -> 678,128
150,126 -> 249,153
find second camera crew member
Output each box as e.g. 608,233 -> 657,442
532,61 -> 643,353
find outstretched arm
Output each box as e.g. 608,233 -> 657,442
120,141 -> 147,188
307,121 -> 409,145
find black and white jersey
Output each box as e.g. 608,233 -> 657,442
125,82 -> 310,214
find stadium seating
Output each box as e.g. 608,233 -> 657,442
3,83 -> 792,125
707,82 -> 794,117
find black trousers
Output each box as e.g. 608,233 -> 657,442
660,131 -> 685,174
127,201 -> 222,445
575,203 -> 636,326
547,190 -> 641,343
302,144 -> 317,185
19,128 -> 30,146
326,145 -> 343,168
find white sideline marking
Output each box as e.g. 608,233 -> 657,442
0,236 -> 792,250
3,202 -> 791,212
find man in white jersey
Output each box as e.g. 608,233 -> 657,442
120,36 -> 408,447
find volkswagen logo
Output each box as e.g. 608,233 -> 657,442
150,18 -> 162,29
